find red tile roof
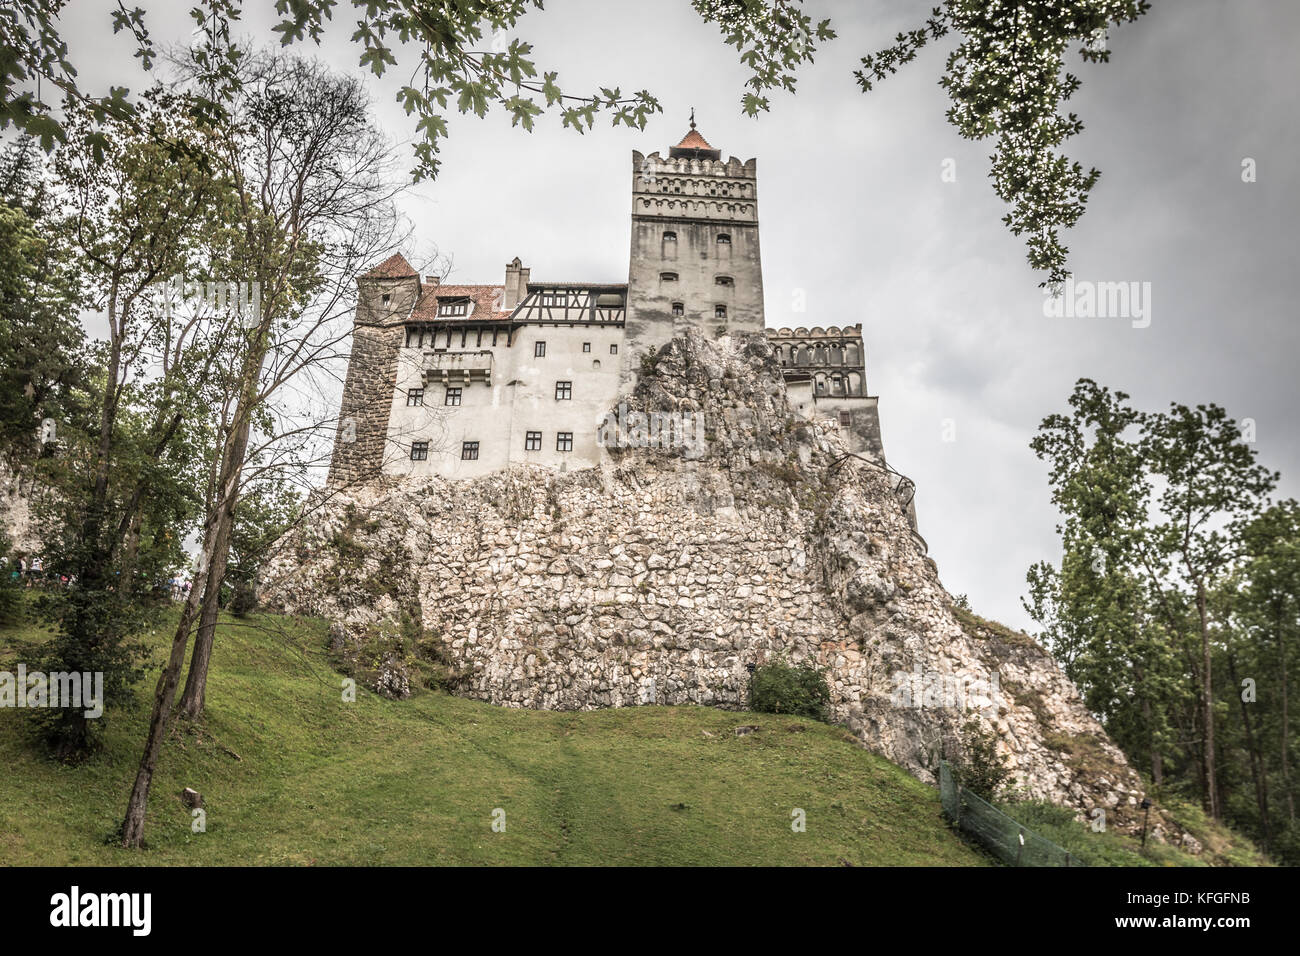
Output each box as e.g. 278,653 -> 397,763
362,252 -> 418,279
674,129 -> 714,151
410,284 -> 511,322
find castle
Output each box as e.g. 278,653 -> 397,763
328,121 -> 885,485
276,126 -> 1174,842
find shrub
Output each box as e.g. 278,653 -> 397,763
748,659 -> 830,721
955,718 -> 1012,800
229,578 -> 257,618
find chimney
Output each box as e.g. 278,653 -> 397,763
424,275 -> 441,290
503,257 -> 529,309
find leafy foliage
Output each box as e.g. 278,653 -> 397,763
0,138 -> 85,460
1026,378 -> 1290,849
857,1 -> 1151,285
2,1 -> 1146,283
19,94 -> 231,759
956,717 -> 1012,800
748,658 -> 830,720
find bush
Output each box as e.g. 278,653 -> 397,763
955,718 -> 1012,800
229,578 -> 257,618
748,659 -> 830,720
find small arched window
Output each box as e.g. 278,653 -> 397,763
663,231 -> 677,242
714,305 -> 727,319
716,233 -> 731,245
714,275 -> 734,287
660,272 -> 679,282
671,302 -> 684,316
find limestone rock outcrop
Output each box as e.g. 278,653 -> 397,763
262,332 -> 1187,844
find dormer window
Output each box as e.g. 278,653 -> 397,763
437,298 -> 469,317
660,272 -> 678,282
539,291 -> 568,307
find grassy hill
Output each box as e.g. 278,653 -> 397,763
0,603 -> 985,866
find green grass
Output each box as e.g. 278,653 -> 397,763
0,600 -> 984,866
994,799 -> 1271,868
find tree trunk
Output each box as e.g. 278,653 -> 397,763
121,527 -> 215,847
177,336 -> 263,718
1228,652 -> 1269,848
1141,694 -> 1163,788
1197,581 -> 1220,819
1280,601 -> 1294,822
118,509 -> 142,595
177,500 -> 234,719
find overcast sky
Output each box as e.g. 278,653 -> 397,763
62,0 -> 1300,632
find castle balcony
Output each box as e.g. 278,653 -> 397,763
423,349 -> 494,386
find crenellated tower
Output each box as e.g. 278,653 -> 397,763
623,118 -> 764,378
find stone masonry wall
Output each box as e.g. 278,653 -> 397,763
327,276 -> 418,487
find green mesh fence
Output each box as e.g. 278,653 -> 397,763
939,761 -> 1084,867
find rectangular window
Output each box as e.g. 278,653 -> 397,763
555,381 -> 572,400
461,441 -> 479,461
410,441 -> 429,461
556,432 -> 573,452
671,302 -> 684,316
535,341 -> 546,357
406,388 -> 424,406
609,344 -> 618,355
525,431 -> 542,451
445,387 -> 462,406
582,342 -> 591,352
839,411 -> 852,427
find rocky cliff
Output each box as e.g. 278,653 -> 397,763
261,332 -> 1191,847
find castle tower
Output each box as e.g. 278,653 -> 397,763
623,118 -> 764,376
328,253 -> 422,486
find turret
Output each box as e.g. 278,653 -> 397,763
328,253 -> 421,486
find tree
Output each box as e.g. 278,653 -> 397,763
1229,502 -> 1300,838
1024,380 -> 1186,788
122,51 -> 405,848
0,137 -> 84,461
1027,380 -> 1277,821
1,0 -> 1150,286
28,91 -> 229,758
1141,402 -> 1277,819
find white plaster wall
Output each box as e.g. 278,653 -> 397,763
382,322 -> 626,479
